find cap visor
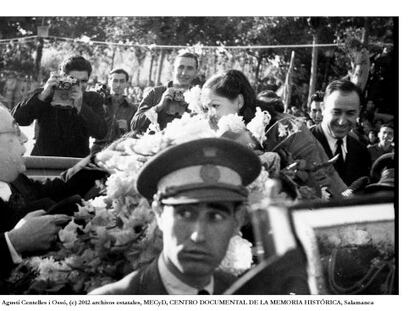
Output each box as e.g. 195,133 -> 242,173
161,188 -> 246,205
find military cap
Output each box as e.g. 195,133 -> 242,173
137,138 -> 262,205
370,152 -> 394,182
365,168 -> 394,193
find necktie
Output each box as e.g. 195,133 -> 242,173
197,289 -> 210,295
334,138 -> 345,176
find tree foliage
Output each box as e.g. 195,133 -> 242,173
0,16 -> 396,112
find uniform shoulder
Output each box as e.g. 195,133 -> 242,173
213,270 -> 237,294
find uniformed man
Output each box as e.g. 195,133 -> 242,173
89,137 -> 262,294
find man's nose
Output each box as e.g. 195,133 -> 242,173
190,219 -> 208,243
19,131 -> 28,144
337,114 -> 347,125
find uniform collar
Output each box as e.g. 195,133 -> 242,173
0,181 -> 12,202
158,254 -> 214,295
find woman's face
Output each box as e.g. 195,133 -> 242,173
201,88 -> 241,121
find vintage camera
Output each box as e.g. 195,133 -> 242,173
171,88 -> 185,103
56,75 -> 79,90
95,83 -> 111,99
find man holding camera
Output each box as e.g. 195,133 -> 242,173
130,52 -> 199,134
13,56 -> 107,157
91,68 -> 137,153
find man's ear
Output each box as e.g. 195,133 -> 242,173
233,204 -> 247,234
236,94 -> 245,110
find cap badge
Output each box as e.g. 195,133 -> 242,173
200,165 -> 221,183
203,147 -> 218,157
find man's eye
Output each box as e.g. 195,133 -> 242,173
176,209 -> 193,219
210,212 -> 226,222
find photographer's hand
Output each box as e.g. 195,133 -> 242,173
70,84 -> 84,113
154,88 -> 175,113
38,72 -> 59,102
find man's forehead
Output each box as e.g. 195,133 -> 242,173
67,70 -> 89,79
311,101 -> 322,109
110,73 -> 127,80
325,90 -> 360,110
174,56 -> 197,67
381,126 -> 394,133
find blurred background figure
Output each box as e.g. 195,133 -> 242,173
91,68 -> 137,153
367,124 -> 394,164
307,91 -> 324,127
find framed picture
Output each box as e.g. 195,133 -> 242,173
290,194 -> 395,294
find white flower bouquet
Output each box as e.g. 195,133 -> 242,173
8,111 -> 274,294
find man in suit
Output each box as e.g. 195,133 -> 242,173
89,138 -> 262,294
0,104 -> 107,283
310,80 -> 371,186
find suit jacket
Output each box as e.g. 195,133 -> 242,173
310,124 -> 371,186
0,156 -> 108,281
88,258 -> 236,295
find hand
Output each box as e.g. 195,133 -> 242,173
38,72 -> 60,101
7,210 -> 71,253
155,88 -> 176,112
70,84 -> 83,113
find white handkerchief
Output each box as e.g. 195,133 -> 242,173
0,181 -> 12,202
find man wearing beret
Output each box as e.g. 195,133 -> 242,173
89,138 -> 262,294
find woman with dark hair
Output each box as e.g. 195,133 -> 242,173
201,70 -> 258,125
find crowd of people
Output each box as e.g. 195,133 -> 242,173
0,51 -> 395,294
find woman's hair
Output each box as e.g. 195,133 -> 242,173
203,70 -> 257,123
257,90 -> 285,114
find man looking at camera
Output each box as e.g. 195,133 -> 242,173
91,68 -> 137,153
130,52 -> 198,134
13,56 -> 107,157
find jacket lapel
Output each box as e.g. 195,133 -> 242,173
315,125 -> 333,158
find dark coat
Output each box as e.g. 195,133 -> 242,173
12,89 -> 107,157
0,156 -> 108,281
310,124 -> 371,186
91,96 -> 137,153
88,258 -> 235,295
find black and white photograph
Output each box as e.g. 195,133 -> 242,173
0,1 -> 404,309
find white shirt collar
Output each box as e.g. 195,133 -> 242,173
321,122 -> 348,159
158,255 -> 214,295
0,181 -> 12,202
